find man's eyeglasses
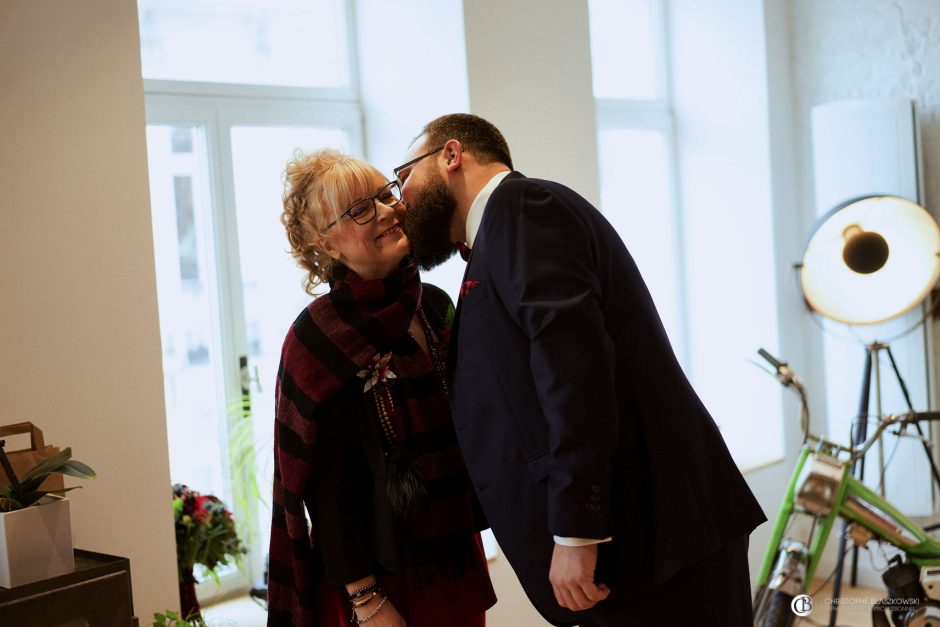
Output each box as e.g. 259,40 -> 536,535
323,180 -> 402,232
393,145 -> 445,185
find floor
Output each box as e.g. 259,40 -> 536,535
201,576 -> 888,627
200,595 -> 267,627
200,553 -> 552,627
794,578 -> 887,627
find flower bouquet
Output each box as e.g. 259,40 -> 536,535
172,484 -> 246,623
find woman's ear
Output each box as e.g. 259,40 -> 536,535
316,235 -> 343,261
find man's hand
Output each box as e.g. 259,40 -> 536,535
549,543 -> 611,611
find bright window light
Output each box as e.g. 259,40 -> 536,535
588,0 -> 663,99
138,0 -> 350,88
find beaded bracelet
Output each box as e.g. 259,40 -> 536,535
350,590 -> 380,610
354,595 -> 388,625
348,581 -> 380,601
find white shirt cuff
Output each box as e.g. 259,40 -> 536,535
553,535 -> 614,546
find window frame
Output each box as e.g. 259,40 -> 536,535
141,0 -> 364,599
591,0 -> 690,369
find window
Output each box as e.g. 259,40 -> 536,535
589,0 -> 685,359
588,0 -> 784,469
140,0 -> 362,597
139,0 -> 351,88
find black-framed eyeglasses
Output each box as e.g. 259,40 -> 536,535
323,180 -> 402,232
393,145 -> 445,185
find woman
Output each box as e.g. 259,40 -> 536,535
267,149 -> 496,627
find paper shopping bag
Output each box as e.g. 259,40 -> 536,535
0,422 -> 65,492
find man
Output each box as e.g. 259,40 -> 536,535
394,113 -> 765,626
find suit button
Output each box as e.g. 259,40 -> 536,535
590,503 -> 601,512
591,494 -> 601,503
590,485 -> 601,493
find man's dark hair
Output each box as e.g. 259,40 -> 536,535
421,113 -> 513,170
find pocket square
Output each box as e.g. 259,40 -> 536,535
460,280 -> 480,299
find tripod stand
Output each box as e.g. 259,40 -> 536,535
828,342 -> 940,627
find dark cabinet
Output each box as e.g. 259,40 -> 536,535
0,550 -> 137,626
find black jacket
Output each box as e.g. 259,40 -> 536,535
448,173 -> 766,625
307,283 -> 456,586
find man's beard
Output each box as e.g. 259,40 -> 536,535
402,170 -> 459,270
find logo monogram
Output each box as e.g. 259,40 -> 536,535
791,594 -> 813,617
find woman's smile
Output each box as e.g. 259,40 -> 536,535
376,224 -> 403,240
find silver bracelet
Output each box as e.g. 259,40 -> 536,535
354,595 -> 389,625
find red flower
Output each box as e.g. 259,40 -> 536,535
170,483 -> 246,582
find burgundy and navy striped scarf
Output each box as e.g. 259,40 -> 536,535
267,262 -> 475,626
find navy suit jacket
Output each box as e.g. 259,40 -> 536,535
447,173 -> 765,625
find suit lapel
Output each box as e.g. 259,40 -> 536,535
445,172 -> 523,383
446,250 -> 474,381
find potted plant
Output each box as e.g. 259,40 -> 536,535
0,440 -> 96,588
172,484 -> 246,625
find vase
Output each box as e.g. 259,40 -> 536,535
0,495 -> 74,588
179,567 -> 202,623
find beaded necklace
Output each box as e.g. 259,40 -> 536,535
369,306 -> 449,449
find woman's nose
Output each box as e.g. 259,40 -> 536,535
375,199 -> 400,221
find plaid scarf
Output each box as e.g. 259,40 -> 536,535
267,262 -> 476,626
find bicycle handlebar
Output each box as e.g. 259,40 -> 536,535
758,348 -> 785,371
755,349 -> 940,459
850,412 -> 940,462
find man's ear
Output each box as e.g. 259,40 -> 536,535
443,139 -> 463,173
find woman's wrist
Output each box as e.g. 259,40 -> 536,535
353,594 -> 389,624
353,591 -> 385,615
345,575 -> 377,596
345,575 -> 388,622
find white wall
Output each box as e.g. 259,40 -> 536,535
0,0 -> 178,619
664,0 -> 798,586
462,0 -> 601,206
668,0 -> 785,473
355,0 -> 471,302
788,0 -> 940,588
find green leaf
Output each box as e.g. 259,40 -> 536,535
17,475 -> 47,497
21,448 -> 72,482
58,459 -> 97,480
42,486 -> 83,495
0,496 -> 23,512
0,484 -> 10,498
21,490 -> 48,507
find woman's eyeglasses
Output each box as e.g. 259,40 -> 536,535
323,180 -> 402,232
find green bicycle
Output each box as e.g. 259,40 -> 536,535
753,349 -> 940,627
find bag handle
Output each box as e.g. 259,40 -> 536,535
0,422 -> 46,451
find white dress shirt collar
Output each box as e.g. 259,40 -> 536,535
465,170 -> 511,248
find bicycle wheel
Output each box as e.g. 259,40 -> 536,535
754,540 -> 808,626
758,591 -> 795,627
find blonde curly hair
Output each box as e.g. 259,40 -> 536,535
281,149 -> 385,295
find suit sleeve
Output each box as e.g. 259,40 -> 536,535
482,181 -> 619,539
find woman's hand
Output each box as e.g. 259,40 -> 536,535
353,595 -> 406,626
